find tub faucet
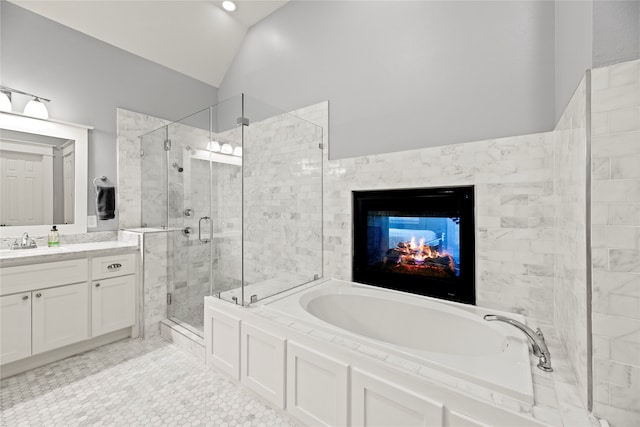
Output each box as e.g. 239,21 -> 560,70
484,314 -> 553,372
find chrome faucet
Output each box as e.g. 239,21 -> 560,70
484,314 -> 553,372
9,232 -> 38,250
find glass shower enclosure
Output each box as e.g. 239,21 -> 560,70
139,95 -> 323,335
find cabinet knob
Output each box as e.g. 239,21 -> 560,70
95,283 -> 100,288
35,292 -> 42,298
22,295 -> 29,301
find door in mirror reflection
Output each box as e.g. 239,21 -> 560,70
0,129 -> 74,226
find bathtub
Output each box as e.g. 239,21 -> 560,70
204,278 -> 547,426
264,278 -> 534,405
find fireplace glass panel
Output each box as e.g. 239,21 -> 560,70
353,186 -> 475,305
367,214 -> 461,279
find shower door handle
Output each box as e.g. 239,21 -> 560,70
199,216 -> 211,243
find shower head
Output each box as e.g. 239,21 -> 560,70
172,163 -> 184,173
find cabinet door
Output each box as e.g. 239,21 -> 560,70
32,282 -> 89,354
92,275 -> 135,337
0,293 -> 31,364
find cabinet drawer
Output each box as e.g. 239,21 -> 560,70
0,259 -> 88,296
92,253 -> 136,280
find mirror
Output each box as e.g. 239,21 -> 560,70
0,112 -> 89,238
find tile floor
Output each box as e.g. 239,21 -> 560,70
0,337 -> 297,427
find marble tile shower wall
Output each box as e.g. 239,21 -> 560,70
553,75 -> 589,409
140,128 -> 168,228
211,158 -> 242,294
118,109 -> 173,337
241,115 -> 323,287
142,231 -> 169,338
165,123 -> 214,317
117,108 -> 172,230
590,59 -> 640,427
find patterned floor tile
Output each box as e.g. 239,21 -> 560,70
0,338 -> 297,427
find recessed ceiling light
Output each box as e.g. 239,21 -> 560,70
222,1 -> 236,12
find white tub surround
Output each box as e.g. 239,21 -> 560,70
205,279 -> 598,427
0,235 -> 140,378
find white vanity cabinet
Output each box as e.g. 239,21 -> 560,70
0,249 -> 137,374
91,253 -> 136,337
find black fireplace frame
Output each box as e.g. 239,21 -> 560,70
352,186 -> 475,305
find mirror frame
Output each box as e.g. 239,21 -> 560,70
0,111 -> 91,238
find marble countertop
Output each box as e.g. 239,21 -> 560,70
0,240 -> 138,266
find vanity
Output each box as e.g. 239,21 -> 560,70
0,111 -> 140,378
0,242 -> 139,378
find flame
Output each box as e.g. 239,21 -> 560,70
395,236 -> 447,264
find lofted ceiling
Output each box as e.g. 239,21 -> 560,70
8,0 -> 289,87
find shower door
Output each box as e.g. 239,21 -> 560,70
165,108 -> 213,334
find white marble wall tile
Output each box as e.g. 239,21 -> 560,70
609,107 -> 640,134
591,59 -> 640,427
59,231 -> 118,244
592,132 -> 640,158
117,108 -> 172,229
591,84 -> 640,113
141,231 -> 168,338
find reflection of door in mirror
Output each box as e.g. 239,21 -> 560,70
0,139 -> 54,226
0,130 -> 72,227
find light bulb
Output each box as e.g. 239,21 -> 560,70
207,140 -> 221,152
0,92 -> 11,112
221,143 -> 233,154
232,146 -> 242,157
23,98 -> 48,119
222,1 -> 236,12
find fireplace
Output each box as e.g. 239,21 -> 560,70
353,186 -> 475,305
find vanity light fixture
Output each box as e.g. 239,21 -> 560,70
0,86 -> 51,118
221,143 -> 233,154
207,140 -> 221,152
23,97 -> 49,119
232,146 -> 242,157
222,1 -> 236,12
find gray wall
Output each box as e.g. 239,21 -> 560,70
0,2 -> 218,232
554,0 -> 593,121
554,0 -> 640,121
219,1 -> 557,160
593,0 -> 640,67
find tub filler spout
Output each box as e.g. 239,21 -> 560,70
484,314 -> 553,372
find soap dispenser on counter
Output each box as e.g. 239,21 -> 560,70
48,225 -> 59,247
